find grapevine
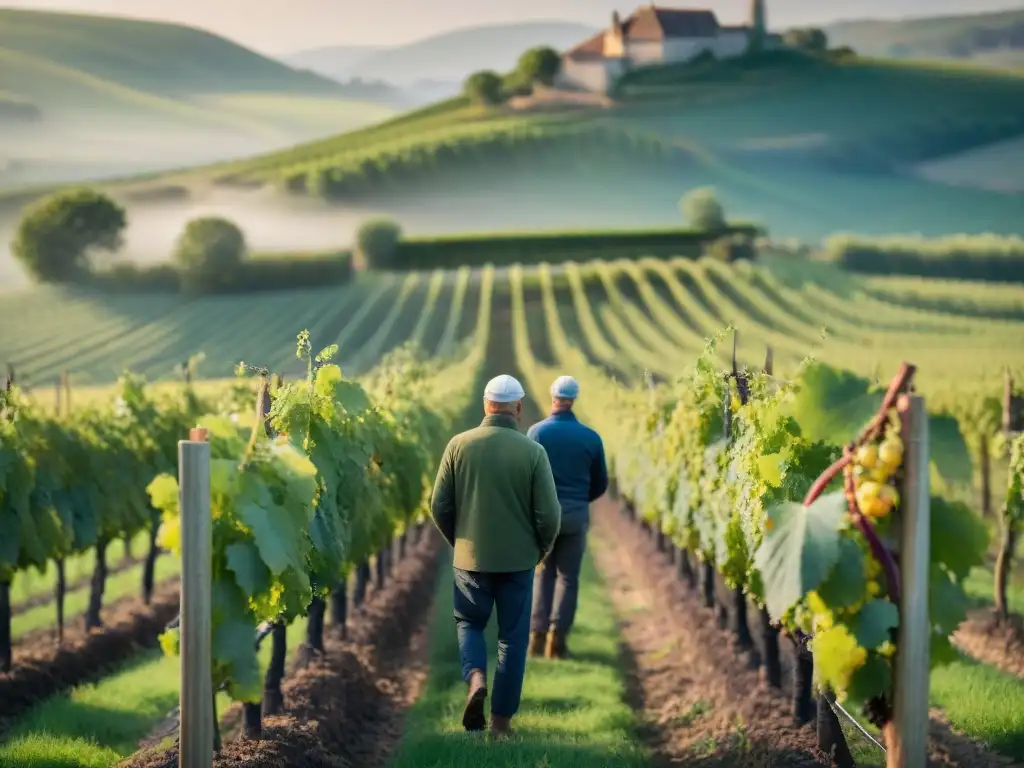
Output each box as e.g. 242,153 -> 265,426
152,330 -> 459,703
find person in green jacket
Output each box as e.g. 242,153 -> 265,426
429,374 -> 562,737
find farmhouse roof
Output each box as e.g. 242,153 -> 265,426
563,5 -> 726,61
565,31 -> 607,60
624,5 -> 721,41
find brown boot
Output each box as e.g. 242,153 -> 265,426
528,631 -> 546,658
490,714 -> 514,740
545,629 -> 570,660
462,669 -> 487,731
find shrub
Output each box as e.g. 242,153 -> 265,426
463,70 -> 505,106
680,187 -> 727,232
173,217 -> 247,294
378,225 -> 763,270
12,188 -> 126,283
515,46 -> 562,87
88,251 -> 354,294
355,219 -> 403,270
784,27 -> 829,53
821,233 -> 1024,283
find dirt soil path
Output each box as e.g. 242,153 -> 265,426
954,610 -> 1024,680
124,530 -> 442,768
590,498 -> 826,767
593,497 -> 1019,768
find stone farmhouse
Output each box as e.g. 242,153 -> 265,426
557,2 -> 777,93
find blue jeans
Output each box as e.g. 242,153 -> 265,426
452,567 -> 535,719
530,529 -> 588,635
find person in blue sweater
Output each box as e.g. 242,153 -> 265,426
526,375 -> 608,659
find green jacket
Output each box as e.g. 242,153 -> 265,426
429,413 -> 562,572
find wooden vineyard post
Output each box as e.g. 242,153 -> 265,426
885,395 -> 930,768
179,427 -> 213,768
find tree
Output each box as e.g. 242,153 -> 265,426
173,217 -> 247,294
516,46 -> 562,87
12,188 -> 126,283
463,70 -> 505,106
680,187 -> 727,231
355,219 -> 402,270
784,27 -> 829,53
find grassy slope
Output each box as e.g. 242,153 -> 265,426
393,552 -> 646,767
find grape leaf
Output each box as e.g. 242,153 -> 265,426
239,502 -> 306,576
930,564 -> 970,636
755,491 -> 847,619
817,537 -> 866,609
225,541 -> 271,598
930,632 -> 961,667
846,652 -> 892,707
0,512 -> 19,569
757,451 -> 785,488
146,474 -> 179,513
211,579 -> 262,703
930,497 -> 988,581
852,599 -> 899,650
928,413 -> 972,487
786,363 -> 882,446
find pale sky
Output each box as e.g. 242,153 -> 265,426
5,0 -> 1021,53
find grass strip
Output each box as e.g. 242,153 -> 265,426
0,616 -> 309,767
13,557 -> 179,639
392,552 -> 648,767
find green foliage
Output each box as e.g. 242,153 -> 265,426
784,27 -> 829,52
463,70 -> 505,106
0,375 -> 200,584
286,124 -> 697,202
514,46 -> 562,88
11,188 -> 126,283
787,362 -> 974,488
381,225 -> 761,270
679,187 -> 726,232
172,216 -> 247,294
148,329 -> 458,702
822,233 -> 1024,283
355,218 -> 403,270
755,492 -> 848,618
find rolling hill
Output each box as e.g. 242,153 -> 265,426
0,8 -> 399,189
112,52 -> 1023,237
827,8 -> 1024,69
4,49 -> 1024,285
283,20 -> 598,86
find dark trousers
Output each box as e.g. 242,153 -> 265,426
530,529 -> 587,635
452,567 -> 534,719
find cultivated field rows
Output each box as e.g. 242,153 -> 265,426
4,257 -> 1020,401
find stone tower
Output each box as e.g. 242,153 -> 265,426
751,0 -> 766,33
749,0 -> 767,50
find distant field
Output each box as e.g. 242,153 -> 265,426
2,259 -> 1021,407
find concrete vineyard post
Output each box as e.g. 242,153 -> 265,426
179,427 -> 213,768
885,395 -> 930,768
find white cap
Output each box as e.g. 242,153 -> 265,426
550,375 -> 579,399
484,374 -> 525,403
